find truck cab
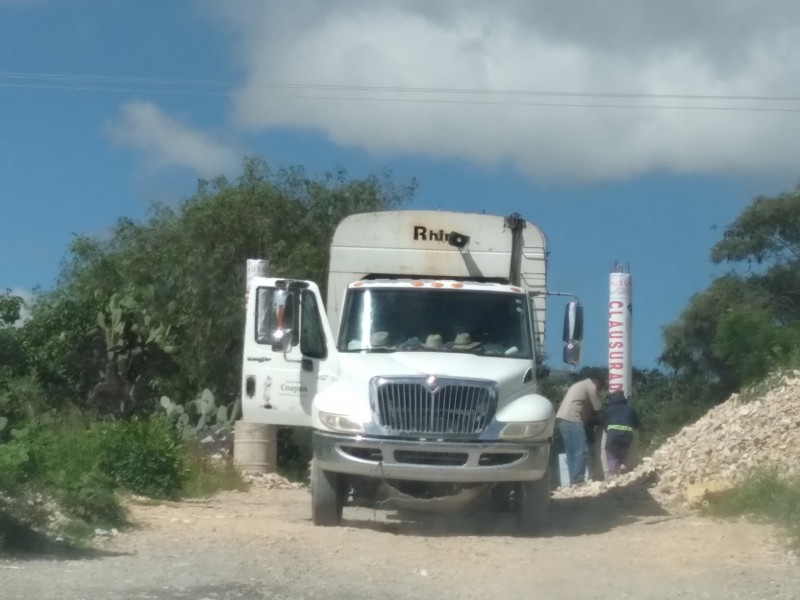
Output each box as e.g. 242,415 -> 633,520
241,210 -> 583,531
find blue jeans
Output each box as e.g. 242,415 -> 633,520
558,419 -> 588,484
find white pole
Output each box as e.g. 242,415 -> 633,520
606,262 -> 636,471
609,264 -> 632,396
245,259 -> 271,297
236,258 -> 278,474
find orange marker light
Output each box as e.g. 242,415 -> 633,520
451,282 -> 464,288
411,281 -> 424,287
432,281 -> 444,288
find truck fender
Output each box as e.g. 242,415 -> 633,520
312,382 -> 372,427
495,393 -> 555,432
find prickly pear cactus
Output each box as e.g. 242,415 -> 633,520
159,388 -> 234,439
90,288 -> 178,419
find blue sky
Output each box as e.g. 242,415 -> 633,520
2,1 -> 800,370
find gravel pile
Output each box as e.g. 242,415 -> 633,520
557,370 -> 800,510
241,471 -> 305,490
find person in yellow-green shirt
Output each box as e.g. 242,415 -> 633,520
603,390 -> 641,476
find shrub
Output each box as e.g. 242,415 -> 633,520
0,440 -> 29,489
0,374 -> 49,441
1,417 -> 185,529
182,444 -> 247,498
1,415 -> 248,551
6,423 -> 124,525
92,418 -> 186,500
277,427 -> 312,482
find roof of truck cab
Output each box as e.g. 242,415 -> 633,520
328,210 -> 547,287
347,278 -> 526,294
326,209 -> 548,348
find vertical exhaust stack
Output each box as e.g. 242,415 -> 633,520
608,261 -> 632,396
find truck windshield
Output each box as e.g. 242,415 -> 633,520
338,287 -> 532,359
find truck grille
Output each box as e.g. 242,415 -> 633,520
372,378 -> 496,435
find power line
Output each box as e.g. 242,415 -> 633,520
2,83 -> 800,113
2,70 -> 800,102
2,71 -> 800,112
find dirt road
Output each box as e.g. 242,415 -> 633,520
2,486 -> 799,599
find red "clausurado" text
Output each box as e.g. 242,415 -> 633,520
608,300 -> 626,392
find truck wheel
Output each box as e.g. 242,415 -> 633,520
311,459 -> 346,526
517,468 -> 551,533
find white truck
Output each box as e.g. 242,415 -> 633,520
241,210 -> 583,531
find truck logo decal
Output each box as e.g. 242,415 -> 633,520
425,375 -> 440,394
413,226 -> 470,248
262,376 -> 273,409
413,225 -> 451,242
246,356 -> 271,363
280,383 -> 308,394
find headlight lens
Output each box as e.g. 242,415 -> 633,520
318,411 -> 365,433
499,421 -> 549,440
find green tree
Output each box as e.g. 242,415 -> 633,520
661,182 -> 800,395
0,292 -> 25,376
627,368 -> 713,449
710,184 -> 800,267
29,158 -> 415,410
18,291 -> 104,404
1,291 -> 74,438
0,292 -> 23,326
711,184 -> 800,324
89,289 -> 178,419
712,305 -> 800,385
661,275 -> 766,393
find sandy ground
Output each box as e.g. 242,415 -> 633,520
2,485 -> 799,600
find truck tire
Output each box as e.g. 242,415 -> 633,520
311,459 -> 346,526
517,467 -> 551,533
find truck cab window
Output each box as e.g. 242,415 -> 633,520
338,288 -> 532,359
300,289 -> 327,359
255,287 -> 273,344
255,287 -> 299,347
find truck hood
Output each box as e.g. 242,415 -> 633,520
313,351 -> 553,427
335,351 -> 532,400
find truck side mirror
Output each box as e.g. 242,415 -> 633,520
562,301 -> 583,342
562,300 -> 583,365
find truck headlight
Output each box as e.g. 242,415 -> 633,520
499,421 -> 549,440
318,411 -> 365,433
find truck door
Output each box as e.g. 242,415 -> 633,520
241,278 -> 337,427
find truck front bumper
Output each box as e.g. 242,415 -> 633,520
313,431 -> 550,483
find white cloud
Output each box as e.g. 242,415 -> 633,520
105,101 -> 242,178
210,0 -> 800,183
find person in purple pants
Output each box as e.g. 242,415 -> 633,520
604,390 -> 640,476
